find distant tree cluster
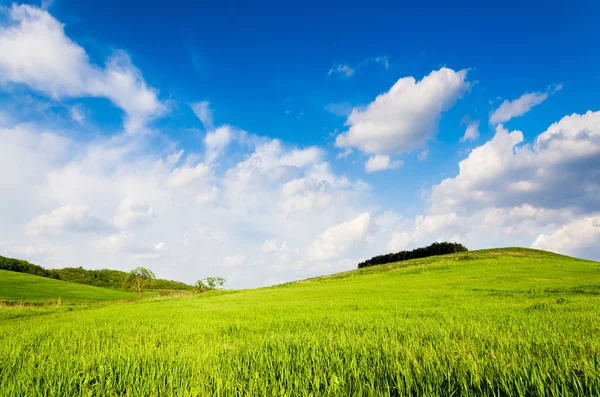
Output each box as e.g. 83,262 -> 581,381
357,242 -> 468,269
0,256 -> 53,277
0,255 -> 192,291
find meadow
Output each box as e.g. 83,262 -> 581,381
0,269 -> 140,302
0,248 -> 599,396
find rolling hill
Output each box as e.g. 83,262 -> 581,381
0,254 -> 192,291
0,269 -> 141,302
1,248 -> 599,396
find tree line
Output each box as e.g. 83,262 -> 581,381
357,242 -> 468,269
0,255 -> 192,290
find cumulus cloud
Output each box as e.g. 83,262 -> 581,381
489,85 -> 561,124
26,204 -> 111,236
113,198 -> 155,229
431,111 -> 600,215
365,155 -> 403,172
533,216 -> 600,259
336,68 -> 470,156
0,4 -> 164,131
390,109 -> 600,257
309,213 -> 373,260
196,185 -> 220,205
2,5 -> 597,286
0,113 -> 374,286
167,163 -> 211,188
387,212 -> 464,251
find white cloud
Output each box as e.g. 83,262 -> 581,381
11,244 -> 54,259
325,102 -> 354,118
417,150 -> 429,161
191,101 -> 214,130
26,204 -> 111,236
167,163 -> 211,188
40,0 -> 54,10
328,56 -> 389,78
0,114 -> 375,286
367,56 -> 389,70
4,101 -> 600,286
533,216 -> 600,258
131,242 -> 169,261
222,254 -> 246,268
114,198 -> 155,229
365,154 -> 403,172
461,120 -> 480,141
336,148 -> 353,159
261,239 -> 287,253
431,111 -> 600,215
99,231 -> 168,261
309,213 -> 372,260
489,86 -> 561,124
70,104 -> 86,124
0,4 -> 164,132
335,68 -> 470,157
204,125 -> 233,163
328,64 -> 355,77
390,109 -> 600,258
2,6 -> 597,286
196,185 -> 219,205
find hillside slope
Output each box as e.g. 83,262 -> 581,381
0,254 -> 192,290
1,248 -> 599,396
0,269 -> 141,302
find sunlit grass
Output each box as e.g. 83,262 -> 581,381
0,269 -> 144,302
1,248 -> 599,396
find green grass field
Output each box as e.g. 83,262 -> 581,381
1,248 -> 599,396
0,269 -> 141,302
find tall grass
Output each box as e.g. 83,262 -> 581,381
1,249 -> 599,396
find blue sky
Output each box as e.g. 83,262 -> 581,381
0,0 -> 599,287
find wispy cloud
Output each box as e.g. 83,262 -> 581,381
328,64 -> 355,77
490,84 -> 562,124
325,101 -> 354,117
327,56 -> 389,78
190,101 -> 214,130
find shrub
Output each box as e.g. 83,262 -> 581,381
357,242 -> 468,269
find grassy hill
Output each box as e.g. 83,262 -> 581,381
1,248 -> 599,395
0,269 -> 142,302
0,254 -> 192,291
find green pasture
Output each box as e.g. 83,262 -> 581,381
0,269 -> 143,302
1,248 -> 599,396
